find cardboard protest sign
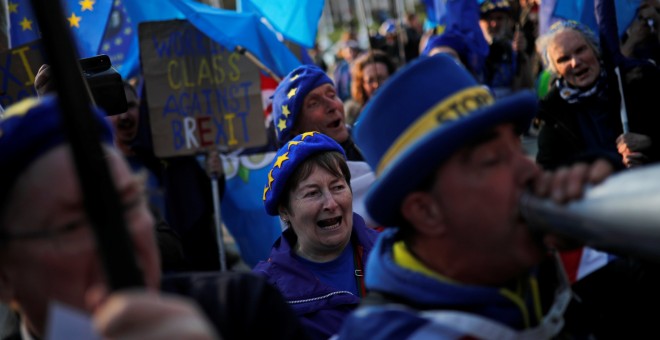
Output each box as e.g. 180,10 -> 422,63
139,20 -> 266,158
0,40 -> 43,108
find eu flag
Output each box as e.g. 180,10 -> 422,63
99,0 -> 138,78
9,0 -> 112,57
170,0 -> 301,79
238,0 -> 324,48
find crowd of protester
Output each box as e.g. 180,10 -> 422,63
3,0 -> 660,338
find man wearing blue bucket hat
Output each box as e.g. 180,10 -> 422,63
335,55 -> 660,338
0,96 -> 307,339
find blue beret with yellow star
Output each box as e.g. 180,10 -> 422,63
0,95 -> 113,210
271,65 -> 333,144
263,131 -> 346,215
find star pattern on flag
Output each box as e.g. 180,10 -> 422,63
290,74 -> 300,81
79,0 -> 95,11
67,12 -> 82,28
8,2 -> 18,13
9,0 -> 112,66
19,16 -> 32,31
282,105 -> 290,117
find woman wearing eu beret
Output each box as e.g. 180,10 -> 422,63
253,131 -> 379,340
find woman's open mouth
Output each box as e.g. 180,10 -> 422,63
317,216 -> 342,230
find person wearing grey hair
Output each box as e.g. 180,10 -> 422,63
535,20 -> 660,170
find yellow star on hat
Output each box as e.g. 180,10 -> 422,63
282,105 -> 291,117
274,152 -> 289,168
287,87 -> 297,99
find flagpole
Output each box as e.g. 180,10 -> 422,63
394,0 -> 407,64
235,45 -> 282,82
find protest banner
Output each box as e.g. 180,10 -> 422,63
0,40 -> 43,108
139,20 -> 266,158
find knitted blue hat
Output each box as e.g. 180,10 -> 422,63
0,95 -> 113,210
263,131 -> 346,215
354,55 -> 536,226
271,65 -> 334,144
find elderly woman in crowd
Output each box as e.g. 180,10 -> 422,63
254,131 -> 379,340
535,20 -> 660,169
344,50 -> 396,126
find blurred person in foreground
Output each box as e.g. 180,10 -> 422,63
0,96 -> 308,339
34,64 -> 227,272
337,54 -> 660,339
254,131 -> 379,339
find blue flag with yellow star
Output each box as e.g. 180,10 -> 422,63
9,0 -> 112,57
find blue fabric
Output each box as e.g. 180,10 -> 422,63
9,0 -> 112,57
296,242 -> 358,296
253,213 -> 379,340
263,131 -> 345,215
271,65 -> 334,143
421,0 -> 447,28
115,1 -> 184,78
554,0 -> 642,38
238,0 -> 324,48
220,151 -> 282,268
338,229 -> 545,338
169,0 -> 301,79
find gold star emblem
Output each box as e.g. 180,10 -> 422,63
8,2 -> 18,14
290,74 -> 300,81
274,152 -> 289,168
277,118 -> 287,132
287,87 -> 297,99
19,17 -> 32,31
67,12 -> 82,28
300,131 -> 317,140
282,105 -> 290,117
262,186 -> 269,201
286,140 -> 301,150
267,169 -> 275,187
79,0 -> 95,11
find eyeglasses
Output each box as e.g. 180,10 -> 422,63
0,184 -> 148,253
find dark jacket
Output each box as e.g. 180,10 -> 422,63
162,272 -> 310,340
537,64 -> 660,170
253,213 -> 379,340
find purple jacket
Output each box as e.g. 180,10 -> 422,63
253,213 -> 379,340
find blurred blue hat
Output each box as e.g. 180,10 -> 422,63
0,95 -> 113,209
423,33 -> 470,61
354,55 -> 536,226
263,131 -> 346,216
271,65 -> 333,144
480,0 -> 512,17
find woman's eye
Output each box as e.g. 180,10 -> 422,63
304,190 -> 320,198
